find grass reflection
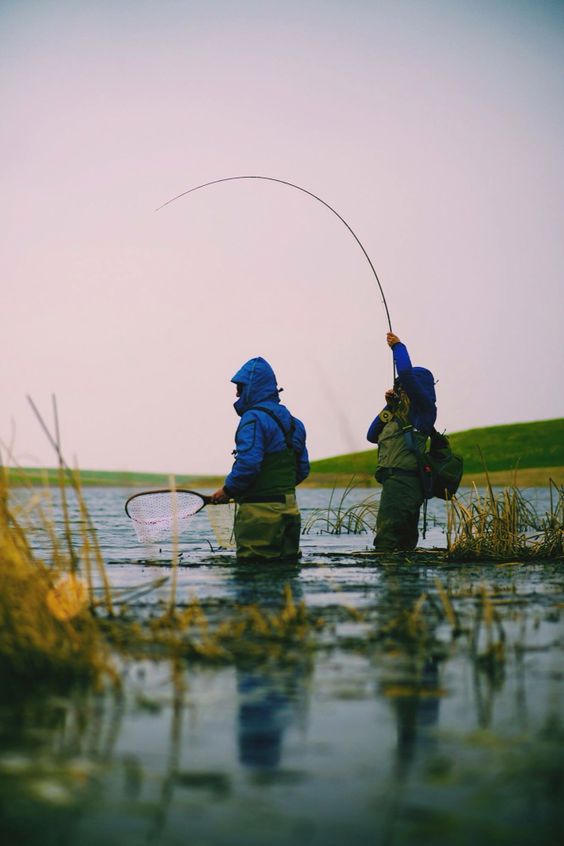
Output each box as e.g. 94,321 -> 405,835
0,466 -> 563,845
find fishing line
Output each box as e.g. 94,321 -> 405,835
155,175 -> 393,333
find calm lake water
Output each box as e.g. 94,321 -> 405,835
1,487 -> 562,846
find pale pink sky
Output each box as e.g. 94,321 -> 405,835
2,0 -> 563,474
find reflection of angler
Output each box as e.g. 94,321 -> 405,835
233,571 -> 310,771
380,652 -> 443,845
237,672 -> 293,769
392,656 -> 441,776
378,571 -> 443,782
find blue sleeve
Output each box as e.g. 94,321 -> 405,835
367,412 -> 386,443
224,414 -> 266,496
296,449 -> 310,485
393,343 -> 434,413
392,341 -> 412,375
293,418 -> 310,484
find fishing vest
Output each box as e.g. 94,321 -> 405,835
236,407 -> 298,502
377,414 -> 428,471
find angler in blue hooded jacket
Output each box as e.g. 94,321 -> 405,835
367,333 -> 437,550
211,357 -> 309,561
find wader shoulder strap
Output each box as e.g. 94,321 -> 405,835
249,406 -> 297,451
396,415 -> 434,509
394,414 -> 417,452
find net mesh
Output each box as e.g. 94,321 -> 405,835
126,490 -> 204,544
205,502 -> 236,549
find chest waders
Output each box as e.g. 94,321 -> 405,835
234,407 -> 301,561
376,416 -> 427,474
374,413 -> 428,551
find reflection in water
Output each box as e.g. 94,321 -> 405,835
238,671 -> 292,770
375,570 -> 444,778
232,567 -> 311,773
392,655 -> 441,776
0,684 -> 122,846
147,660 -> 184,843
0,552 -> 562,845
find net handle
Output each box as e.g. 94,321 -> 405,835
124,488 -> 211,518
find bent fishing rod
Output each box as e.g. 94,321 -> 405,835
156,175 -> 393,333
156,174 -> 396,386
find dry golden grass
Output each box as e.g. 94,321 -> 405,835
0,464 -> 321,681
447,478 -> 563,561
0,466 -> 113,689
1,430 -> 560,700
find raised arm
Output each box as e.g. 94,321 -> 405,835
388,334 -> 435,415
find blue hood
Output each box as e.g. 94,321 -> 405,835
410,367 -> 436,405
392,343 -> 437,434
232,357 -> 280,416
398,365 -> 437,434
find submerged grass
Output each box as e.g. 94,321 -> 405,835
1,418 -> 561,705
302,477 -> 379,534
1,437 -> 322,685
107,583 -> 324,665
303,473 -> 563,560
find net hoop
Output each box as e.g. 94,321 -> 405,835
125,489 -> 208,543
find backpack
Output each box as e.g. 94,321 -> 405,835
401,423 -> 463,500
421,429 -> 464,500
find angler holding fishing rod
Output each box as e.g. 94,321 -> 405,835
142,174 -> 462,557
150,174 -> 419,558
367,333 -> 438,551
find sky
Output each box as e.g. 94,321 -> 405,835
1,0 -> 563,475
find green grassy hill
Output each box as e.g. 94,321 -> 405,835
7,419 -> 563,488
310,418 -> 564,478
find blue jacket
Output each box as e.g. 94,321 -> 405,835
224,357 -> 310,497
367,342 -> 437,443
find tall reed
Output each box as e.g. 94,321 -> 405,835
302,477 -> 379,535
0,462 -> 112,689
447,479 -> 563,560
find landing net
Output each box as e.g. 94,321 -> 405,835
125,489 -> 205,543
205,502 -> 236,549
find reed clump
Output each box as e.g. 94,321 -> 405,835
302,478 -> 379,535
0,468 -> 112,690
108,584 -> 323,665
447,480 -> 563,561
1,451 -> 321,682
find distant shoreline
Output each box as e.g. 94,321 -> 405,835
4,466 -> 563,489
6,419 -> 563,490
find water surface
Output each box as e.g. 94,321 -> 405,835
1,487 -> 562,845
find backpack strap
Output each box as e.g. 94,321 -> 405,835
248,406 -> 297,451
394,413 -> 419,453
395,415 -> 434,504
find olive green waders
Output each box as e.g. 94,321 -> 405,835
235,494 -> 301,561
235,447 -> 301,562
373,415 -> 427,551
374,472 -> 424,551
